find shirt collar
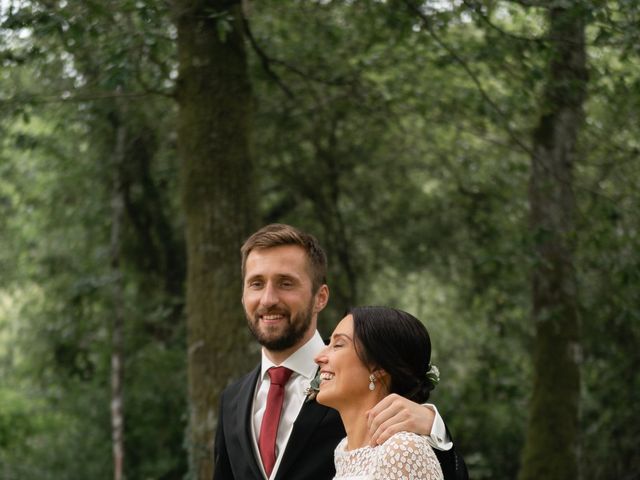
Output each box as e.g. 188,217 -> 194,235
260,330 -> 324,381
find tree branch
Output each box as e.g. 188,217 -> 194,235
403,0 -> 533,156
240,12 -> 358,97
0,90 -> 154,107
461,0 -> 546,43
122,12 -> 177,98
240,13 -> 295,100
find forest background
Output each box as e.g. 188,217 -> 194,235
1,1 -> 638,479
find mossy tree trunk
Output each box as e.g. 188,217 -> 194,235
519,4 -> 587,480
174,1 -> 256,478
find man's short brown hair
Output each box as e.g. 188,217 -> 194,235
241,224 -> 328,293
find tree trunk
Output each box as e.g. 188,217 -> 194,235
110,123 -> 127,480
174,1 -> 256,478
519,4 -> 587,480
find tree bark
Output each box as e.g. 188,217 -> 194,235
110,122 -> 127,480
173,1 -> 256,478
519,4 -> 587,480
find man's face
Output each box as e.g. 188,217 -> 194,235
242,245 -> 327,353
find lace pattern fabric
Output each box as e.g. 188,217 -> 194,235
333,431 -> 444,480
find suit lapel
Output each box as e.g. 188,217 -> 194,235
234,366 -> 264,479
274,399 -> 334,480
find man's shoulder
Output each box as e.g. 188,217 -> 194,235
220,364 -> 260,397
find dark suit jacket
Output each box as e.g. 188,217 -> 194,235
213,365 -> 468,480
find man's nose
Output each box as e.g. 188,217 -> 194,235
259,282 -> 278,307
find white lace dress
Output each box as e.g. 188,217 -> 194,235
333,431 -> 444,480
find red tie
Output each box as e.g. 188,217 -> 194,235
258,366 -> 293,477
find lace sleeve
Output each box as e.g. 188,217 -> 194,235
374,432 -> 444,480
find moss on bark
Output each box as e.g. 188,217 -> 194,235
519,5 -> 587,480
174,1 -> 257,478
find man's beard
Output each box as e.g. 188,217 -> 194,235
246,303 -> 314,351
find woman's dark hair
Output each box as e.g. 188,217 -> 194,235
349,306 -> 435,403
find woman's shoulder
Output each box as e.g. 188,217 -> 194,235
380,431 -> 432,451
374,431 -> 443,480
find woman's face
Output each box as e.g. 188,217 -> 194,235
313,314 -> 375,410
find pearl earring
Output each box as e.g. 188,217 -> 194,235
368,373 -> 376,391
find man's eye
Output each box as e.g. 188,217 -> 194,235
248,281 -> 263,288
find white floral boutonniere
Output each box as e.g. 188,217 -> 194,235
304,369 -> 321,403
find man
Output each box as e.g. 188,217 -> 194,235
214,224 -> 467,480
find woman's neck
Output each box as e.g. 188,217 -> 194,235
337,393 -> 386,451
339,408 -> 370,451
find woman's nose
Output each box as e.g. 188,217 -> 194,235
314,345 -> 329,365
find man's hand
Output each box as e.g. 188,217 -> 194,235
366,394 -> 435,446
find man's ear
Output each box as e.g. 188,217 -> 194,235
313,284 -> 330,313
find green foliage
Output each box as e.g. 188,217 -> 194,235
1,0 -> 639,479
1,1 -> 185,478
246,1 -> 638,478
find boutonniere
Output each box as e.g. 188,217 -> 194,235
304,369 -> 321,403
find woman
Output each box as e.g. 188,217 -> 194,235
314,306 -> 443,480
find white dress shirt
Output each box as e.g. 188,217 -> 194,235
251,330 -> 451,480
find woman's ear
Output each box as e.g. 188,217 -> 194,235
372,368 -> 390,392
373,369 -> 388,380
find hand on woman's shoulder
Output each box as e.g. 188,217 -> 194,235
375,431 -> 444,480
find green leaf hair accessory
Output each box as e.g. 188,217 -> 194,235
426,364 -> 440,389
304,369 -> 321,402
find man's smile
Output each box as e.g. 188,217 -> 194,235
260,313 -> 286,325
